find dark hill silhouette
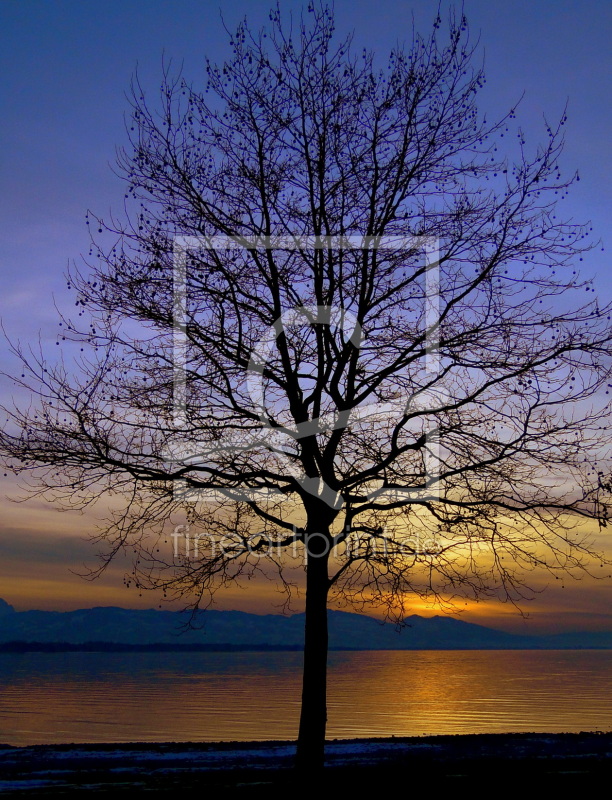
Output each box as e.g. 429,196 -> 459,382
0,600 -> 610,649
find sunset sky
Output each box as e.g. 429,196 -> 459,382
1,0 -> 611,635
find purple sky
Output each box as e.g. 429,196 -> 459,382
1,0 -> 609,342
0,0 -> 611,631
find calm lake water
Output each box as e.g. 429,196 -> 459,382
1,650 -> 611,746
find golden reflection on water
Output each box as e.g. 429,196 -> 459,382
328,650 -> 612,737
0,650 -> 610,746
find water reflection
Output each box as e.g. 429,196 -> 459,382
0,650 -> 610,745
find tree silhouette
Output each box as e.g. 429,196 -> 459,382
2,4 -> 612,770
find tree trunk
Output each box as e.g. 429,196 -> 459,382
296,532 -> 330,771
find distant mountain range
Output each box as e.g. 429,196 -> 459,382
0,598 -> 610,650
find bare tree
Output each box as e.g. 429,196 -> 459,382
2,4 -> 612,769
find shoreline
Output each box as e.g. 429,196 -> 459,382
2,732 -> 611,794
